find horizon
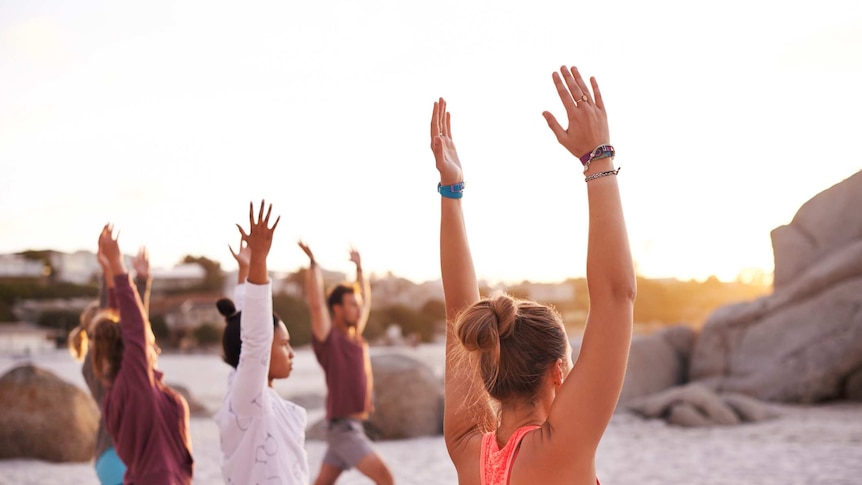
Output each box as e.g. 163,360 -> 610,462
2,1 -> 860,285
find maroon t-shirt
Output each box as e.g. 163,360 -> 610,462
102,275 -> 193,484
312,328 -> 371,420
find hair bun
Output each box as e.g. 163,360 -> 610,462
489,293 -> 517,339
216,298 -> 237,317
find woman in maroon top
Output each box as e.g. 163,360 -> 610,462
91,224 -> 194,484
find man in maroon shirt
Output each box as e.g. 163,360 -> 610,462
299,243 -> 393,485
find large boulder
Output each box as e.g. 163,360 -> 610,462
0,364 -> 100,462
616,325 -> 696,408
771,170 -> 862,289
364,353 -> 443,440
689,173 -> 862,404
167,383 -> 210,417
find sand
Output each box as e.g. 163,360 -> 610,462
1,346 -> 861,484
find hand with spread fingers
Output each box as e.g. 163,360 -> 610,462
98,224 -> 126,276
297,241 -> 315,266
132,246 -> 150,282
542,65 -> 610,161
236,200 -> 280,285
229,236 -> 251,283
430,97 -> 463,187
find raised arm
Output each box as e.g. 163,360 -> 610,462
132,246 -> 152,316
299,242 -> 332,342
229,237 -> 251,311
432,98 -> 492,457
349,247 -> 372,334
230,200 -> 281,416
98,224 -> 154,385
542,66 -> 636,452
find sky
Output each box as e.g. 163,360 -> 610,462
1,0 -> 861,285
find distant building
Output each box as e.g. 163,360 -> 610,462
50,250 -> 103,285
150,264 -> 207,293
371,276 -> 444,310
0,323 -> 58,356
0,254 -> 45,279
150,295 -> 221,334
521,282 -> 577,305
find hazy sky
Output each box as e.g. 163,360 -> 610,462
1,0 -> 860,284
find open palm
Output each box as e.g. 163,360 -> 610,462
430,97 -> 463,186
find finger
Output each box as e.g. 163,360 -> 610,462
264,203 -> 273,226
552,72 -> 577,115
271,215 -> 281,232
591,77 -> 605,111
228,243 -> 238,258
257,199 -> 265,225
431,100 -> 438,141
445,111 -> 452,139
542,111 -> 566,142
571,66 -> 594,105
248,201 -> 254,229
236,223 -> 249,240
561,66 -> 584,102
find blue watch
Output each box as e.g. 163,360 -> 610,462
438,181 -> 465,199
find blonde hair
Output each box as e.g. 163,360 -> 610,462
455,293 -> 568,404
68,301 -> 102,361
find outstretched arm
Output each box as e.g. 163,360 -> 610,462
299,242 -> 332,342
349,247 -> 372,334
432,98 -> 492,458
132,246 -> 152,316
229,237 -> 251,311
98,224 -> 153,385
231,201 -> 281,416
542,66 -> 636,453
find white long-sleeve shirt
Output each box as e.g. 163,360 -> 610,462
215,281 -> 309,484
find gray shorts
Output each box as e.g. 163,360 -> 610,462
323,418 -> 375,471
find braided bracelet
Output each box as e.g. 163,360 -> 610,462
585,167 -> 621,182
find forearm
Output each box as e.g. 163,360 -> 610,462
305,262 -> 327,314
230,281 -> 273,415
114,274 -> 151,380
134,275 -> 151,317
440,199 -> 480,321
584,157 -> 636,303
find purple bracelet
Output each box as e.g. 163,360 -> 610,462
579,144 -> 615,166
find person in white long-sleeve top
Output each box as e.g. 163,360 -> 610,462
215,200 -> 310,484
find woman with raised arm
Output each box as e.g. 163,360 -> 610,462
69,245 -> 152,485
91,225 -> 193,484
433,65 -> 635,485
214,201 -> 309,484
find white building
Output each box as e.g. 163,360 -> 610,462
0,254 -> 45,279
0,323 -> 58,356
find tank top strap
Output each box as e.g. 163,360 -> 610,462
480,425 -> 540,485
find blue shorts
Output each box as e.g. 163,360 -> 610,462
95,447 -> 126,485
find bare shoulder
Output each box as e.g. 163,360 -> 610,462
509,425 -> 597,484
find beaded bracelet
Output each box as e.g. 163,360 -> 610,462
585,167 -> 621,182
438,181 -> 465,199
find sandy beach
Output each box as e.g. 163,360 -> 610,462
2,345 -> 861,485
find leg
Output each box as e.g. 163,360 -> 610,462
314,463 -> 343,485
355,451 -> 394,485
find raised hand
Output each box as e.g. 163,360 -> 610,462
542,66 -> 610,160
132,246 -> 150,281
348,246 -> 361,268
237,200 -> 280,261
237,200 -> 280,285
98,224 -> 126,276
297,241 -> 315,265
430,97 -> 463,186
229,236 -> 251,269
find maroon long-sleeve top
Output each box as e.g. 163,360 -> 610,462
102,274 -> 193,484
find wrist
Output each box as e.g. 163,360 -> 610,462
583,156 -> 615,175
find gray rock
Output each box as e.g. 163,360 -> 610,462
0,364 -> 100,462
720,393 -> 780,422
668,402 -> 712,427
771,170 -> 862,288
365,353 -> 443,439
690,276 -> 862,403
617,331 -> 687,407
843,366 -> 862,401
628,383 -> 739,426
167,382 -> 210,417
